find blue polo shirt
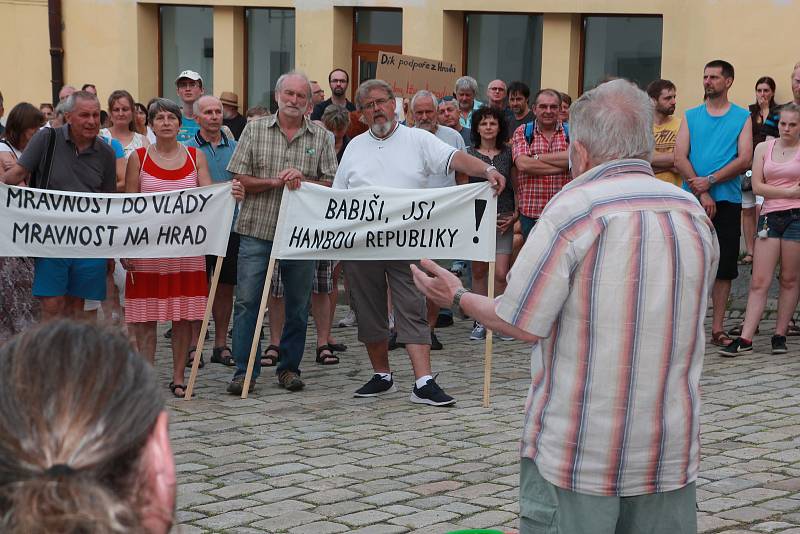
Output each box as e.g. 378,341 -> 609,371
684,102 -> 750,203
186,130 -> 238,229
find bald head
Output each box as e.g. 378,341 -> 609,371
59,85 -> 77,102
486,79 -> 507,109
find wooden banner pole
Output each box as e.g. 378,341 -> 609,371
241,257 -> 277,399
482,262 -> 496,408
184,255 -> 223,400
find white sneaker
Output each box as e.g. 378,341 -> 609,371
337,309 -> 357,327
470,321 -> 486,340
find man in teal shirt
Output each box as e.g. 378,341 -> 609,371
175,69 -> 204,144
676,59 -> 752,349
186,95 -> 239,367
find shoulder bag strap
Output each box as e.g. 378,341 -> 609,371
37,127 -> 57,190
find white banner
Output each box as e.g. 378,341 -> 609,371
272,182 -> 497,261
0,182 -> 235,258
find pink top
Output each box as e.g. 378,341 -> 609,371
761,139 -> 800,214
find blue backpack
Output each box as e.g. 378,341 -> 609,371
524,121 -> 569,145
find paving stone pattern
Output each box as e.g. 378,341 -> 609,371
163,306 -> 800,533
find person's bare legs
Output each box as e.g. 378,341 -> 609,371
775,240 -> 800,336
742,207 -> 756,260
365,340 -> 391,374
311,291 -> 333,349
711,279 -> 732,336
495,253 -> 511,296
740,238 -> 780,340
268,294 -> 285,346
472,261 -> 489,297
132,321 -> 157,364
405,343 -> 432,379
171,320 -> 194,388
40,295 -> 86,321
213,283 -> 235,349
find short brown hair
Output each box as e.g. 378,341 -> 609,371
3,102 -> 45,150
645,79 -> 676,100
107,89 -> 137,132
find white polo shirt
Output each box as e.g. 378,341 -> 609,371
333,123 -> 457,190
428,124 -> 466,188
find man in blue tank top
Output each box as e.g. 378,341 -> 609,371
676,59 -> 753,348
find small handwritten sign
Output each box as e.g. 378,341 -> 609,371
376,51 -> 460,100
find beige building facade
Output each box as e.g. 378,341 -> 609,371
2,0 -> 799,114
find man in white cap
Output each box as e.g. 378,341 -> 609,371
175,69 -> 204,143
220,91 -> 247,140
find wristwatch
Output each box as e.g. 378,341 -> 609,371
485,165 -> 498,175
452,287 -> 470,309
533,154 -> 540,160
707,174 -> 717,185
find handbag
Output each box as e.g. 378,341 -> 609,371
28,127 -> 56,189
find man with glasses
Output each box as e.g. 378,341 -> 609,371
334,79 -> 506,406
310,81 -> 325,107
175,69 -> 205,143
311,69 -> 356,120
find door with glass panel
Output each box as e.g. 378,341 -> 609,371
351,9 -> 402,93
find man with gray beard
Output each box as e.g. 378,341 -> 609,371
334,79 -> 505,406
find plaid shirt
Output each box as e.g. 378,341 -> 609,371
227,114 -> 337,241
497,159 -> 719,497
511,121 -> 571,218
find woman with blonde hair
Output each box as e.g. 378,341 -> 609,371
0,320 -> 176,533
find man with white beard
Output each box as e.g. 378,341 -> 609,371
333,79 -> 505,406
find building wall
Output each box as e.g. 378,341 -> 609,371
2,0 -> 799,115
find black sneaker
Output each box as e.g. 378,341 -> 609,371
719,337 -> 752,357
772,335 -> 788,354
354,374 -> 396,397
430,331 -> 443,350
388,332 -> 405,351
410,376 -> 455,406
226,375 -> 256,395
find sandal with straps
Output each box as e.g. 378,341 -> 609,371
211,346 -> 236,366
315,345 -> 340,365
185,347 -> 205,369
711,331 -> 733,347
169,382 -> 188,398
261,344 -> 280,367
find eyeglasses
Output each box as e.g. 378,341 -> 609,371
362,97 -> 391,110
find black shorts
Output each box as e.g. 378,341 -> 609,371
206,232 -> 240,285
712,201 -> 741,281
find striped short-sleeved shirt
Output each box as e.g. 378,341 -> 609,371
496,159 -> 719,497
227,114 -> 338,241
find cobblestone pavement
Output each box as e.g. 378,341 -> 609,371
161,306 -> 800,534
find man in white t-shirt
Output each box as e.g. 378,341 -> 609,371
334,79 -> 505,406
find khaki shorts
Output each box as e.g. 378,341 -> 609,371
342,260 -> 429,345
519,458 -> 696,534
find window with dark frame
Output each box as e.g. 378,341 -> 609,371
581,15 -> 663,93
159,6 -> 214,98
246,8 -> 296,111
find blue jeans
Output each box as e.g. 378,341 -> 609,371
232,235 -> 315,379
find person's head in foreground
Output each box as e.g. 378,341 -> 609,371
0,320 -> 175,533
569,78 -> 654,176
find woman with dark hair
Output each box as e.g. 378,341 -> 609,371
123,98 -> 244,397
0,102 -> 45,343
135,101 -> 156,143
738,76 -> 780,266
461,106 -> 516,341
0,320 -> 176,533
101,90 -> 150,160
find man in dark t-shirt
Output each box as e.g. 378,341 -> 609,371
1,91 -> 116,321
310,68 -> 356,120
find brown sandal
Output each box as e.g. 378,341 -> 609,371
315,345 -> 340,365
261,345 -> 280,367
711,331 -> 733,347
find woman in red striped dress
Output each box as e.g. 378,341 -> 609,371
123,98 -> 243,397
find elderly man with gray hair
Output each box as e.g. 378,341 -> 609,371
412,79 -> 719,532
226,70 -> 338,394
334,79 -> 506,406
454,75 -> 482,128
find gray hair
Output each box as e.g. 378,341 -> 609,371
569,79 -> 654,163
54,100 -> 67,119
355,79 -> 395,110
410,90 -> 438,113
321,104 -> 350,131
193,95 -> 222,116
275,70 -> 312,100
61,91 -> 99,113
454,76 -> 478,95
147,98 -> 183,126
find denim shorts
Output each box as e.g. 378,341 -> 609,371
32,258 -> 107,300
759,212 -> 800,241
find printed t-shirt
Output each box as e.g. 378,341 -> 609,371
652,116 -> 682,186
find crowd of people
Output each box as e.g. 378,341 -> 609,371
3,55 -> 800,532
